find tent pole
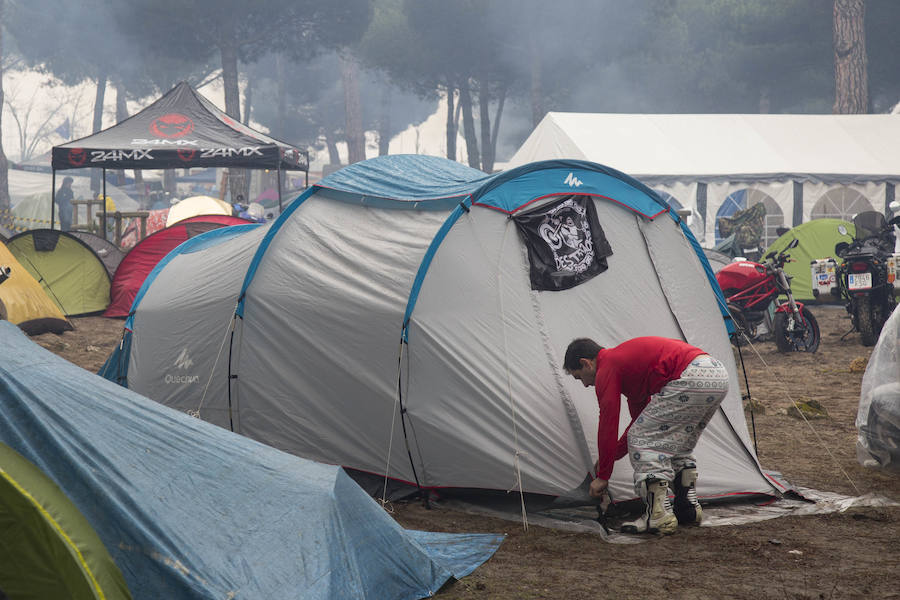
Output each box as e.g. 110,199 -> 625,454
51,170 -> 57,230
277,167 -> 283,213
102,169 -> 108,241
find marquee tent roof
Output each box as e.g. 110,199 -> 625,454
507,112 -> 900,185
52,81 -> 308,172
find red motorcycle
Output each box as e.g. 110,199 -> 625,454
715,238 -> 820,352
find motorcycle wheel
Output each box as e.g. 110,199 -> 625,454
856,296 -> 881,347
774,306 -> 820,353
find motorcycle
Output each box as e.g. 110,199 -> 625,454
834,209 -> 900,346
715,238 -> 820,352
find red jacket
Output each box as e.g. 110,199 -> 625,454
593,337 -> 705,480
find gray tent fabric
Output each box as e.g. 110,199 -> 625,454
703,249 -> 734,273
108,155 -> 784,505
0,320 -> 503,599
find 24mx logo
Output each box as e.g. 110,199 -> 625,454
89,149 -> 153,163
200,146 -> 263,158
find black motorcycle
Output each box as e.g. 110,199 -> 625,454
834,210 -> 900,346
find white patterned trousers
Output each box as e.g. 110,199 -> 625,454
626,354 -> 730,494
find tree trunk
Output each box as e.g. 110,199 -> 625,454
163,168 -> 177,199
377,84 -> 391,156
114,84 -> 128,186
458,79 -> 480,170
340,51 -> 365,164
326,134 -> 341,166
759,87 -> 770,113
445,85 -> 456,161
833,0 -> 868,114
0,0 -> 11,221
219,23 -> 247,202
242,71 -> 252,126
275,53 -> 286,136
490,84 -> 507,169
478,79 -> 494,173
90,74 -> 107,194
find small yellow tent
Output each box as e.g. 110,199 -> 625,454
0,244 -> 71,335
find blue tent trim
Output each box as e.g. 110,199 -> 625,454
97,328 -> 132,384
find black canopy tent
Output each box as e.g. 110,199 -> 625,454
51,81 -> 308,238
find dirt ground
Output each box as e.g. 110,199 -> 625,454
31,306 -> 900,600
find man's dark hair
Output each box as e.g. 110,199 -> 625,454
563,338 -> 603,371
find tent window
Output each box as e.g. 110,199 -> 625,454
512,194 -> 613,291
811,186 -> 874,222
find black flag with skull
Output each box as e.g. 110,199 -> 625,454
513,195 -> 613,291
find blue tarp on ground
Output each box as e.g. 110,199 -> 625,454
0,321 -> 503,599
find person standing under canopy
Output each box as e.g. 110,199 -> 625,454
56,176 -> 74,231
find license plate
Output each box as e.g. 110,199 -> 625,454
848,272 -> 872,290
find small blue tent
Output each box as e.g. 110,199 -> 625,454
0,321 -> 502,599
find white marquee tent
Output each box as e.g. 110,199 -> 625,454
507,113 -> 900,248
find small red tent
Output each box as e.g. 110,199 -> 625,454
103,215 -> 250,318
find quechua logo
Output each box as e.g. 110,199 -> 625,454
68,148 -> 87,166
150,113 -> 195,139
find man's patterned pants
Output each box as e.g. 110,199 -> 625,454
626,354 -> 730,494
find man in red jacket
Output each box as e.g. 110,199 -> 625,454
563,336 -> 730,534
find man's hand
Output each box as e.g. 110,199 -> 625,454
589,477 -> 608,499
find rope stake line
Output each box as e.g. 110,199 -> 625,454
496,219 -> 529,531
189,303 -> 240,419
719,294 -> 861,496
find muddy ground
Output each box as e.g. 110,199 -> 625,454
31,306 -> 900,600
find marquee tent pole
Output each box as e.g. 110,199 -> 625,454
102,169 -> 108,240
51,170 -> 56,230
277,167 -> 283,213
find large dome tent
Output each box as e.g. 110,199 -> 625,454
102,155 -> 783,505
103,214 -> 251,318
